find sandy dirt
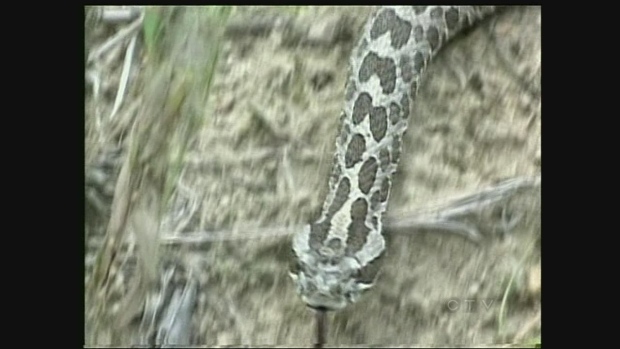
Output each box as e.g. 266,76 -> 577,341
85,6 -> 540,347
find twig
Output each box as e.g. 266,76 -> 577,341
160,176 -> 540,245
432,176 -> 539,221
387,176 -> 539,238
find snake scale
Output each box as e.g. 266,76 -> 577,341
289,5 -> 498,334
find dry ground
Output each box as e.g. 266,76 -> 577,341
85,6 -> 541,347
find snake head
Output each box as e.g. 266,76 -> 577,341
290,224 -> 375,311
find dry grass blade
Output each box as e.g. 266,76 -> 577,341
86,6 -> 233,346
86,65 -> 194,344
109,33 -> 137,120
87,12 -> 144,64
86,136 -> 136,343
498,239 -> 538,342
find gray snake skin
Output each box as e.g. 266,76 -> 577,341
290,6 -> 497,312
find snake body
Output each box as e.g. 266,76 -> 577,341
290,6 -> 497,311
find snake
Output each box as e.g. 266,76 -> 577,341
288,6 -> 498,341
